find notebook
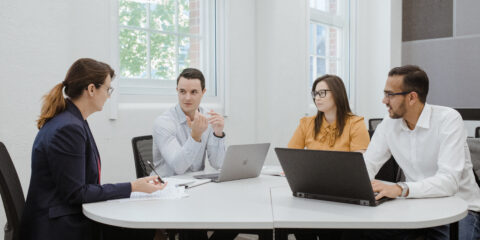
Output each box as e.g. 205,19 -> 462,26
194,143 -> 270,182
274,148 -> 391,206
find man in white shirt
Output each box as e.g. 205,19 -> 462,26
364,65 -> 480,240
152,68 -> 235,240
152,68 -> 226,177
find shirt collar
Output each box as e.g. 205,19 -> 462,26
400,103 -> 431,131
416,103 -> 431,129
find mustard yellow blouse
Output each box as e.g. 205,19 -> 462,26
288,115 -> 370,151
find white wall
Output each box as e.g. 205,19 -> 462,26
0,0 -> 400,237
355,0 -> 402,120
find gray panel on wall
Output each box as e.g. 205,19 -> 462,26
403,0 -> 453,42
402,38 -> 480,108
455,0 -> 480,36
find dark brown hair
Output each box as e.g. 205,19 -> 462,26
176,68 -> 205,90
388,65 -> 429,103
37,58 -> 115,129
312,74 -> 352,138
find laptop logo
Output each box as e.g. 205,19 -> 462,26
242,159 -> 248,166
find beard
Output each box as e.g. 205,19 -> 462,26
388,102 -> 406,119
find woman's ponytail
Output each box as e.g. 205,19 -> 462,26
36,83 -> 66,129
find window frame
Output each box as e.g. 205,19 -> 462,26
108,0 -> 226,119
306,0 -> 353,113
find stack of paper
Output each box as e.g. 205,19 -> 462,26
129,183 -> 188,200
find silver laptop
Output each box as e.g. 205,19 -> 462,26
194,143 -> 270,182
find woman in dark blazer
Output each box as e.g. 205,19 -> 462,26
21,58 -> 166,240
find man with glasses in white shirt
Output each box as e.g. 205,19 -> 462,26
363,65 -> 480,240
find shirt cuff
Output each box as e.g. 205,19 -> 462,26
404,181 -> 420,198
209,132 -> 226,146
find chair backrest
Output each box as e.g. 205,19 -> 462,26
467,138 -> 480,188
368,118 -> 383,131
0,142 -> 25,240
476,127 -> 480,138
131,135 -> 153,178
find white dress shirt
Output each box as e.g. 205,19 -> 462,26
152,104 -> 226,177
364,103 -> 480,211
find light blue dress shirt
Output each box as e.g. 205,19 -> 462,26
152,104 -> 226,177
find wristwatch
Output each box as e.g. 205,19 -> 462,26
397,182 -> 409,197
213,132 -> 226,138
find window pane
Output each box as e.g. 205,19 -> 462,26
316,24 -> 326,56
119,0 -> 147,28
310,0 -> 338,15
315,58 -> 327,77
178,0 -> 200,34
328,27 -> 339,58
310,56 -> 314,85
178,36 -> 201,71
119,29 -> 148,78
328,59 -> 338,75
316,57 -> 326,78
310,0 -> 327,11
150,32 -> 176,80
150,1 -> 176,32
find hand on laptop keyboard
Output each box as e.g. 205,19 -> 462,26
371,180 -> 402,200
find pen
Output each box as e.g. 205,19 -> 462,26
146,160 -> 165,184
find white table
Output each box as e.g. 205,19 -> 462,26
270,186 -> 468,240
83,175 -> 286,229
83,174 -> 468,240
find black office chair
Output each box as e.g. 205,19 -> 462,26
131,135 -> 153,178
467,138 -> 480,188
369,130 -> 404,183
0,142 -> 25,240
368,118 -> 383,131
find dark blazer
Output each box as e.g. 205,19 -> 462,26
21,100 -> 131,240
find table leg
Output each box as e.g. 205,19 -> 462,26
450,222 -> 459,240
257,230 -> 273,240
274,229 -> 288,240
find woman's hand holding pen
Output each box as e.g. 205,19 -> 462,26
131,175 -> 167,193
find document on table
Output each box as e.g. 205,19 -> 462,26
111,177 -> 211,202
129,183 -> 188,200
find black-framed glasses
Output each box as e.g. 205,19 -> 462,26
383,91 -> 411,99
311,89 -> 332,99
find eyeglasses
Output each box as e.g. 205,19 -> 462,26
311,89 -> 332,99
383,91 -> 410,99
106,86 -> 114,96
86,84 -> 114,96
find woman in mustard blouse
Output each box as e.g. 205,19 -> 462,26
288,74 -> 370,152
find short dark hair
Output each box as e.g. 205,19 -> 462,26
176,68 -> 205,90
388,65 -> 429,103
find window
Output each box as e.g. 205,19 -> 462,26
309,0 -> 350,91
118,0 -> 217,97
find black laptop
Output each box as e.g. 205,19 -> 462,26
274,148 -> 391,207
